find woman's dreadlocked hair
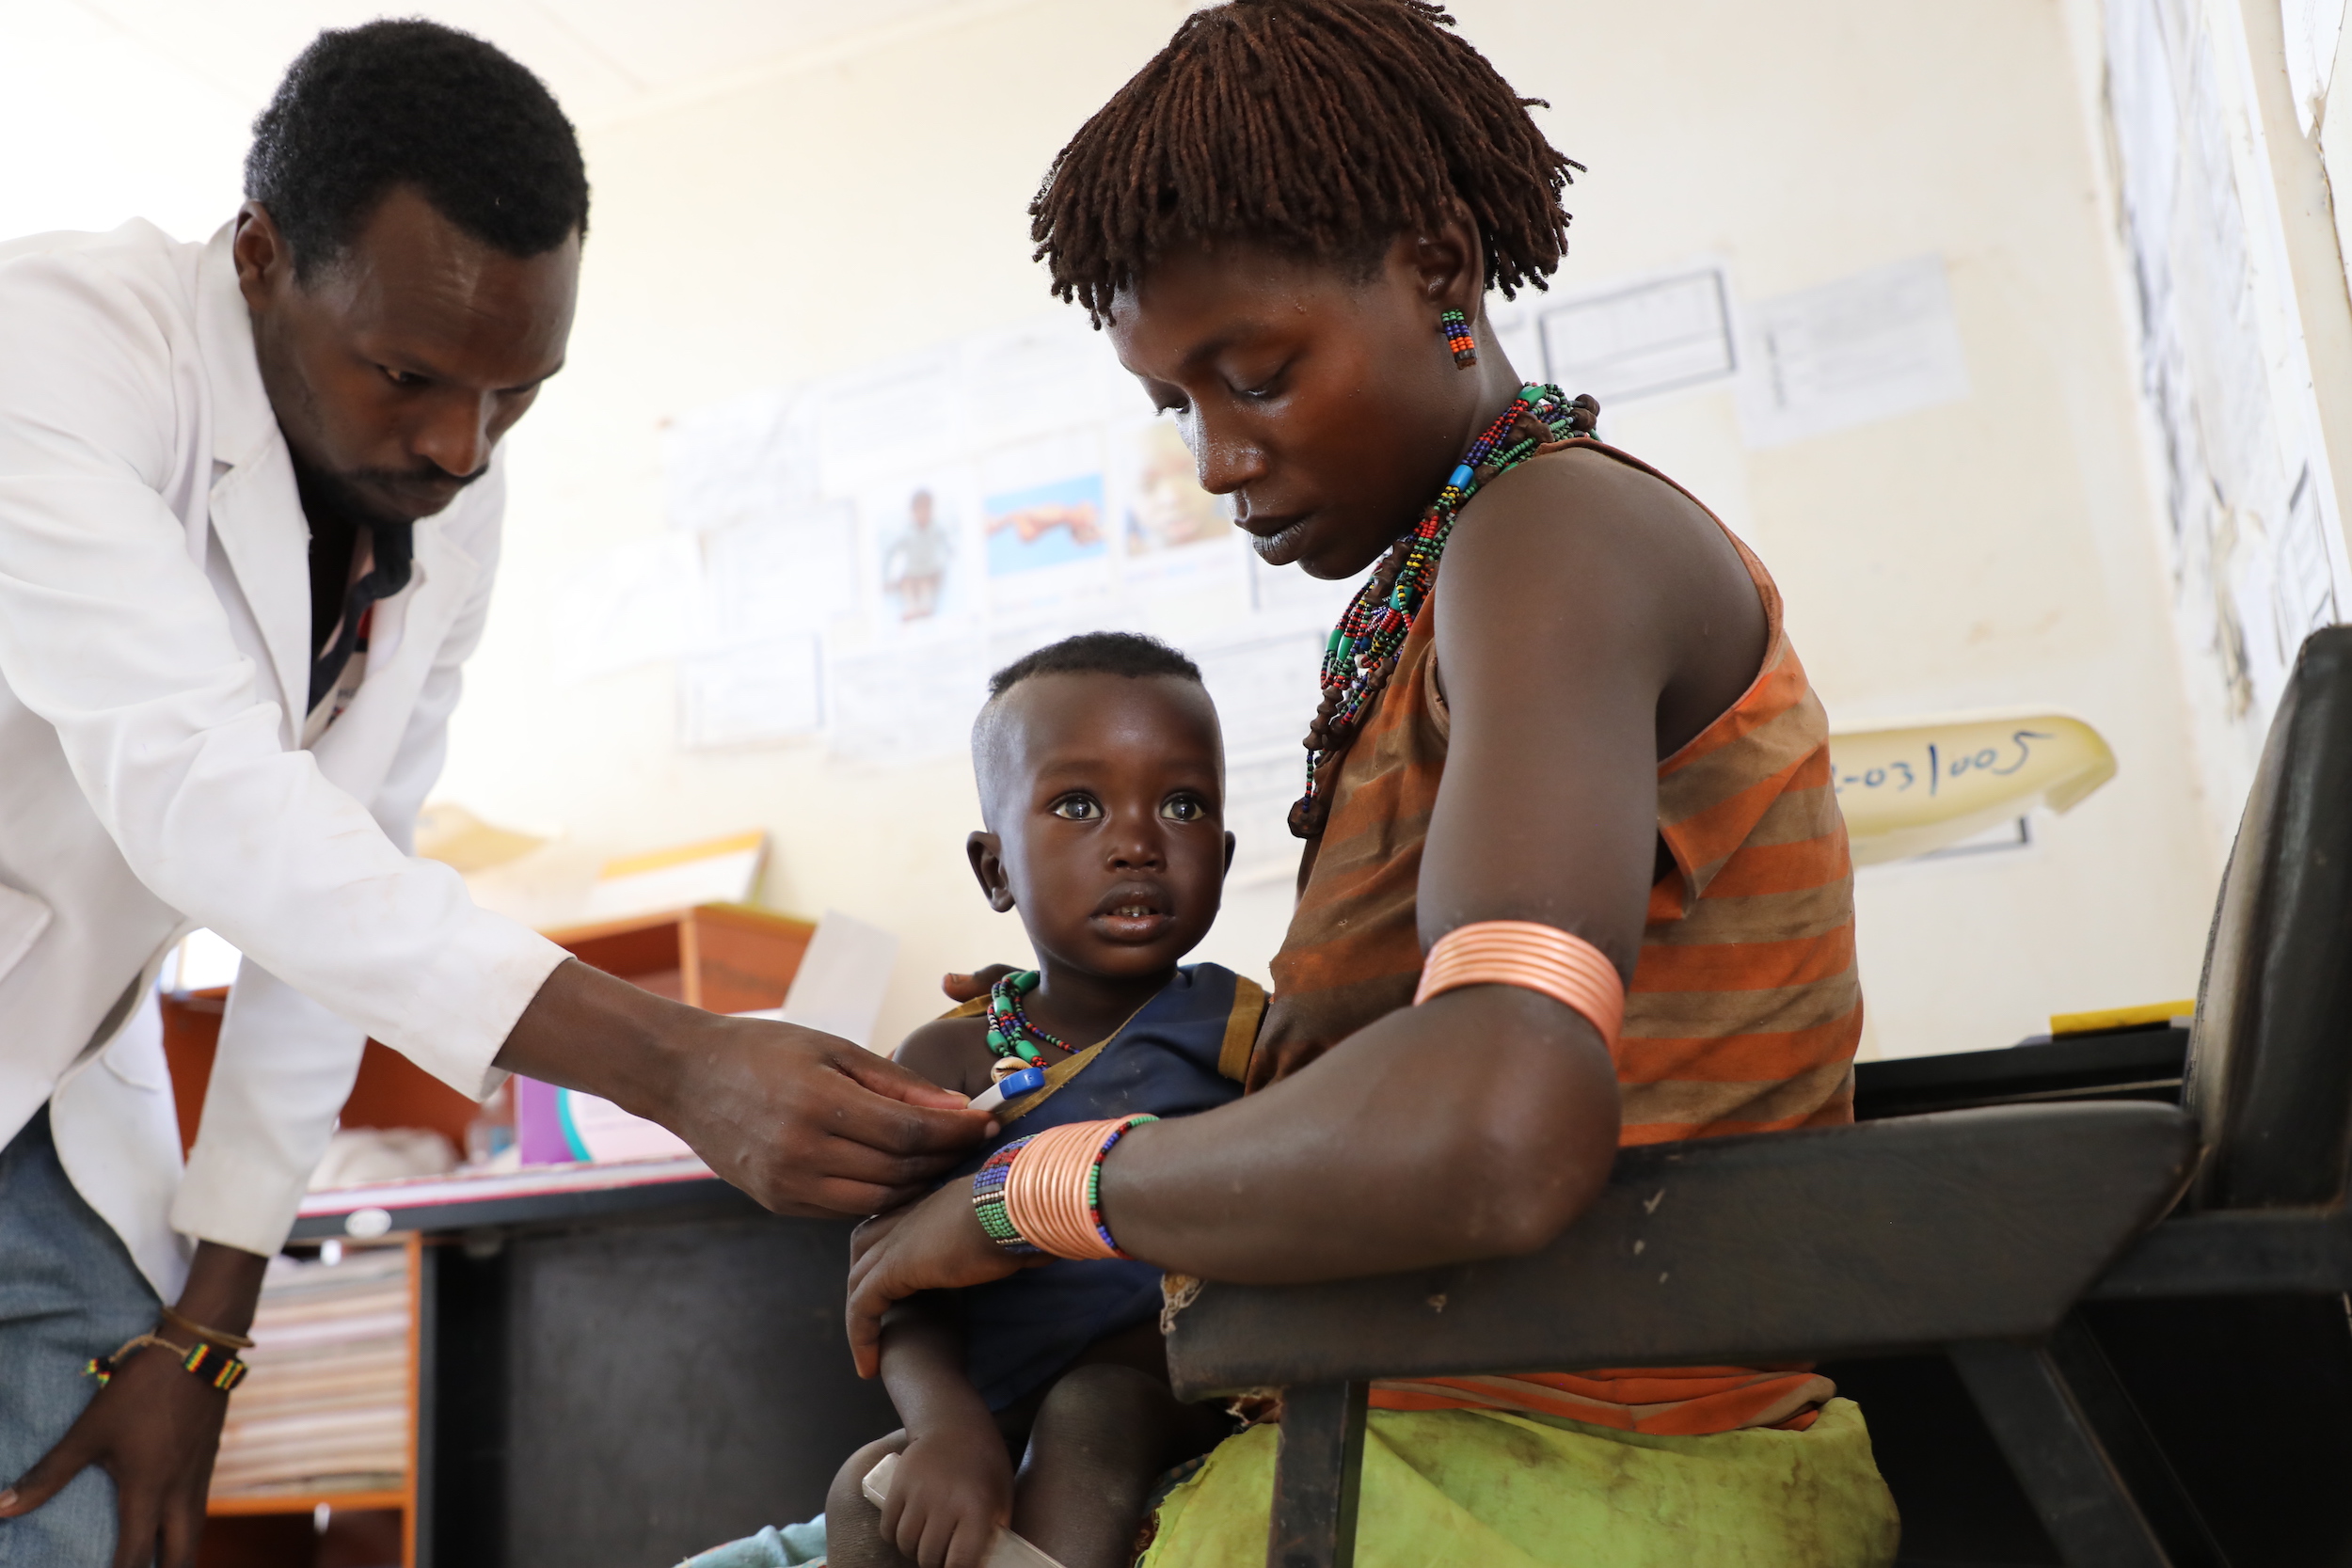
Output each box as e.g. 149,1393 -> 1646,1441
1030,0 -> 1581,322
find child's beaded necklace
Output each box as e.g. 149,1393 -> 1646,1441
985,968 -> 1066,1072
1288,385 -> 1598,838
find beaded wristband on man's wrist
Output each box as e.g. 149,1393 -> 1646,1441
84,1332 -> 249,1392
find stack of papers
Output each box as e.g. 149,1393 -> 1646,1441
210,1247 -> 409,1497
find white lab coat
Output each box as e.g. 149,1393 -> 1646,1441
0,220 -> 567,1300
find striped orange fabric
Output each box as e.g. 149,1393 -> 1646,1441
1256,439 -> 1860,1435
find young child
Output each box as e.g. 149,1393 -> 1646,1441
825,632 -> 1255,1568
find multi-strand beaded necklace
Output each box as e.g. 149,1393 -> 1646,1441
985,968 -> 1066,1072
1288,385 -> 1599,838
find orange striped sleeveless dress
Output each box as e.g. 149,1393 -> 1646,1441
1254,438 -> 1861,1436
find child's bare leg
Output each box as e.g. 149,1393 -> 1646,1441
1012,1364 -> 1232,1568
825,1431 -> 913,1568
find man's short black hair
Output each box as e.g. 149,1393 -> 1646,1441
246,19 -> 589,278
987,631 -> 1203,699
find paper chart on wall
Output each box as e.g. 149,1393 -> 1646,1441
559,532 -> 710,680
677,634 -> 824,749
703,500 -> 859,644
979,430 -> 1115,616
661,310 -> 1370,776
1735,254 -> 1970,449
661,388 -> 811,532
816,351 -> 962,498
2105,0 -> 2352,814
1540,263 -> 1740,409
960,315 -> 1150,451
1193,628 -> 1329,881
858,472 -> 977,634
2283,0 -> 2350,133
1116,420 -> 1227,559
826,638 -> 990,768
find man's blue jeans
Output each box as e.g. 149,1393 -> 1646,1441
0,1106 -> 160,1566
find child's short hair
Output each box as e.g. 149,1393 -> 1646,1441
1028,0 -> 1582,321
986,631 -> 1202,700
972,633 -> 1209,812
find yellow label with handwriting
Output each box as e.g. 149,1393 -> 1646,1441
1827,713 -> 2116,865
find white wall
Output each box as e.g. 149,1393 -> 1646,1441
427,0 -> 2224,1059
8,0 -> 2227,1061
0,0 -> 247,240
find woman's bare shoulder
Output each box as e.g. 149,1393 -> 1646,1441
1465,444 -> 1731,574
1437,443 -> 1768,745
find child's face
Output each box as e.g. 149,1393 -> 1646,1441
969,673 -> 1232,980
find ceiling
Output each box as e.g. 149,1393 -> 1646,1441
0,0 -> 1019,250
69,0 -> 995,126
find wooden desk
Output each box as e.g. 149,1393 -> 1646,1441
288,1165 -> 895,1568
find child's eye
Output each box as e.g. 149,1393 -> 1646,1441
1050,795 -> 1102,821
1160,793 -> 1210,822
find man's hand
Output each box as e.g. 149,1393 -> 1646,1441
0,1242 -> 267,1568
660,1013 -> 996,1217
848,1184 -> 1031,1379
499,959 -> 994,1218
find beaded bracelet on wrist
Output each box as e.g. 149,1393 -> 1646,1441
974,1116 -> 1161,1259
1077,1116 -> 1155,1259
1000,1115 -> 1160,1260
972,1134 -> 1043,1256
85,1333 -> 248,1391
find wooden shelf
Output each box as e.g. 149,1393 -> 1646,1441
159,901 -> 815,1159
207,1488 -> 407,1517
167,908 -> 815,1566
201,1237 -> 421,1568
541,901 -> 814,1013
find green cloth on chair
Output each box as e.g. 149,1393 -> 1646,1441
1137,1398 -> 1899,1567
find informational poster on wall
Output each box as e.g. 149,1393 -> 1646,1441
648,261 -> 1792,879
2106,0 -> 2352,817
655,312 -> 1351,880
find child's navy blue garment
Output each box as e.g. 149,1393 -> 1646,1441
942,962 -> 1261,1412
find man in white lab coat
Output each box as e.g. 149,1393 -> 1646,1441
0,23 -> 988,1565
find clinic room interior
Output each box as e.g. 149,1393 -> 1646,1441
6,2 -> 2352,1567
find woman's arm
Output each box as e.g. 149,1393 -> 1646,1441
848,453 -> 1763,1347
1104,452 -> 1762,1279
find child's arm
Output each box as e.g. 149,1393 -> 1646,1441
894,1018 -> 997,1101
876,1295 -> 1012,1568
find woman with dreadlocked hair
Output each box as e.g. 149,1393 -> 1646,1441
841,3 -> 1899,1564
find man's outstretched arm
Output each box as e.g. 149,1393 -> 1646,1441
499,958 -> 994,1217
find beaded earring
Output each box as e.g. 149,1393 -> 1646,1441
1439,309 -> 1478,368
